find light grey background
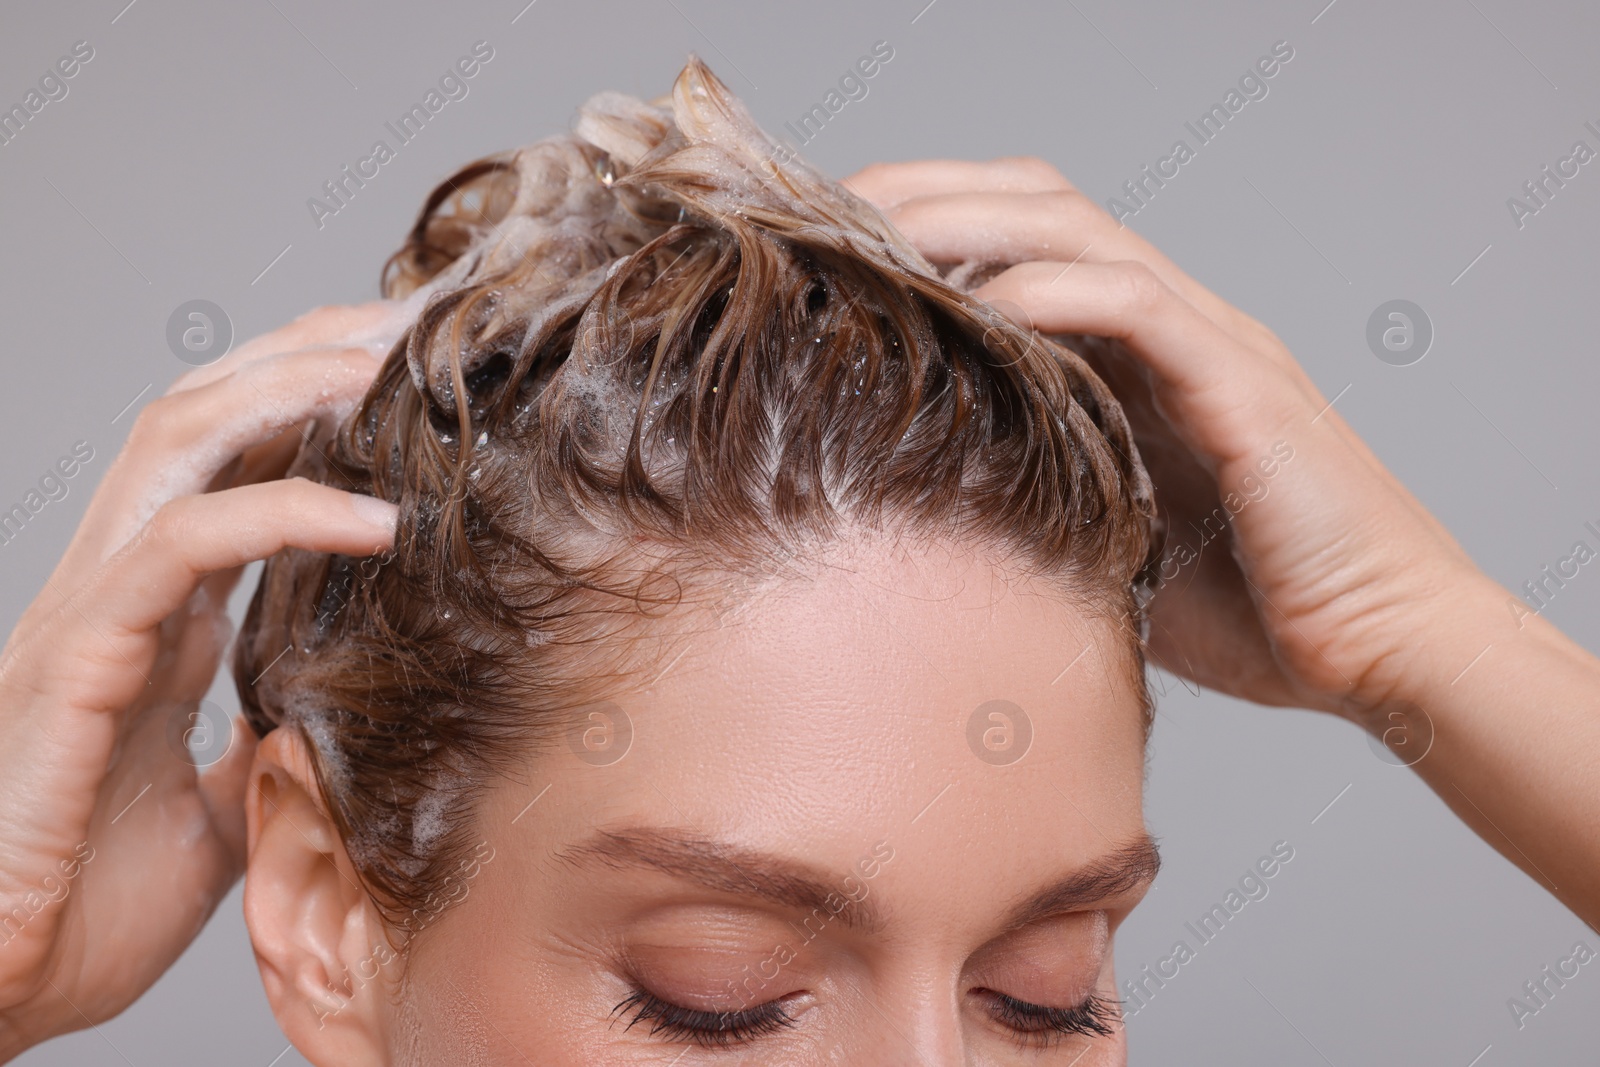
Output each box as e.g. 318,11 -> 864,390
3,0 -> 1597,1063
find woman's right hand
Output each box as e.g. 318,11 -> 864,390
0,300 -> 414,1057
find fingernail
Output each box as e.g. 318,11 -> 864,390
349,493 -> 399,534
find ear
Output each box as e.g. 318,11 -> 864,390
244,727 -> 395,1067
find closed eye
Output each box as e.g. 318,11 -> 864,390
975,988 -> 1120,1047
611,987 -> 798,1048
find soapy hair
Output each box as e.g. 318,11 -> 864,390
233,56 -> 1158,929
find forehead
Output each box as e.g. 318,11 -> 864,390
504,537 -> 1149,914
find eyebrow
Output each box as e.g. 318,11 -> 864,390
554,827 -> 887,933
554,827 -> 1161,936
1002,834 -> 1162,930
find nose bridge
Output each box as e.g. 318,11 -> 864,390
842,978 -> 968,1067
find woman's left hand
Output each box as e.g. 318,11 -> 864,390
842,158 -> 1600,934
843,157 -> 1489,721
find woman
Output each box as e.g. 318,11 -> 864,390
0,58 -> 1594,1065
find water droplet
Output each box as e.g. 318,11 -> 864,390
475,430 -> 489,448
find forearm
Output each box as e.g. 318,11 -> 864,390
1386,575 -> 1600,930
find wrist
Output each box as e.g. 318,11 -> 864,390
0,1013 -> 40,1063
0,983 -> 77,1062
1364,570 -> 1582,722
1333,570 -> 1521,731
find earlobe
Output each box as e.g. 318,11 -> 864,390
244,728 -> 393,1067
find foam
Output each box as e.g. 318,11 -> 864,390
408,782 -> 457,855
282,696 -> 353,790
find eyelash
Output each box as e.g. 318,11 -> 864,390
609,987 -> 1119,1049
984,991 -> 1121,1046
611,988 -> 797,1048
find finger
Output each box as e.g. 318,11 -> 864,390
887,191 -> 1125,264
976,259 -> 1314,464
841,156 -> 1074,211
166,296 -> 423,396
980,261 -> 1474,563
123,587 -> 238,727
62,347 -> 382,582
885,189 -> 1295,372
206,420 -> 311,495
23,479 -> 397,719
897,190 -> 1415,516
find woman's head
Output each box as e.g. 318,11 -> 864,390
236,57 -> 1159,1065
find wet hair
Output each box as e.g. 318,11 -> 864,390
234,56 -> 1158,930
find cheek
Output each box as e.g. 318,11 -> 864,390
389,970 -> 498,1066
391,946 -> 625,1066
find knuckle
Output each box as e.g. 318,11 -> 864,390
1041,188 -> 1097,221
296,303 -> 340,324
1248,317 -> 1287,351
888,195 -> 938,226
127,394 -> 184,447
852,161 -> 895,181
279,304 -> 357,347
281,476 -> 327,509
1112,260 -> 1166,312
998,155 -> 1070,187
848,161 -> 904,193
995,153 -> 1046,174
145,493 -> 198,547
165,366 -> 205,395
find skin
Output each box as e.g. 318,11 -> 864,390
0,302 -> 409,1055
841,158 -> 1600,920
247,539 -> 1153,1064
0,156 -> 1596,1062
